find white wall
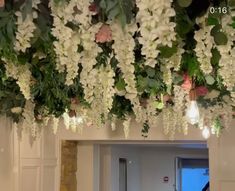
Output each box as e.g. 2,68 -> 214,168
0,116 -> 13,191
110,146 -> 141,191
108,145 -> 208,191
208,119 -> 235,191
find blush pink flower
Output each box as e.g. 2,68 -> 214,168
0,0 -> 4,7
95,24 -> 112,43
89,2 -> 99,14
181,73 -> 192,91
196,86 -> 208,96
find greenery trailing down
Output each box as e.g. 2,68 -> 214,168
0,0 -> 234,138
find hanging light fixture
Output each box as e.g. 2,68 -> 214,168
202,126 -> 211,139
185,80 -> 200,125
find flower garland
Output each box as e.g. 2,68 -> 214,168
111,22 -> 144,123
50,0 -> 81,85
14,0 -> 40,52
3,59 -> 31,100
194,14 -> 214,74
79,24 -> 102,102
136,0 -> 176,67
217,15 -> 235,91
84,64 -> 115,128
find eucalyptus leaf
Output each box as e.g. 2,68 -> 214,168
205,75 -> 215,85
177,0 -> 192,7
153,101 -> 164,110
214,31 -> 228,45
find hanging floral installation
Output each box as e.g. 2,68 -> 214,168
0,0 -> 235,139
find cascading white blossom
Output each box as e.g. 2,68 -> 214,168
163,85 -> 189,138
79,24 -> 102,102
136,0 -> 176,67
161,46 -> 184,87
50,0 -> 81,85
22,101 -> 38,137
111,22 -> 144,123
52,117 -> 59,134
123,116 -> 132,138
111,22 -> 137,100
64,0 -> 103,100
162,106 -> 177,139
194,15 -> 214,74
14,0 -> 40,52
216,15 -> 235,91
173,85 -> 189,132
3,59 -> 31,100
85,64 -> 115,128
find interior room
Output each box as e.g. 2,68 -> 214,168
0,0 -> 235,191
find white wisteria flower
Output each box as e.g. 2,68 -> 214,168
14,1 -> 40,52
194,14 -> 214,74
50,0 -> 81,85
216,15 -> 235,91
136,0 -> 176,67
4,59 -> 32,100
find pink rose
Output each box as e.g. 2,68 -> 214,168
0,0 -> 4,7
89,2 -> 99,14
181,73 -> 192,91
196,86 -> 208,96
95,24 -> 112,43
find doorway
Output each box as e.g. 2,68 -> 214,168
176,158 -> 209,191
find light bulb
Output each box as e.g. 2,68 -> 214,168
186,100 -> 200,125
76,116 -> 83,124
202,126 -> 210,139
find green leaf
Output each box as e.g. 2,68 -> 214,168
177,0 -> 192,7
207,17 -> 219,26
99,0 -> 106,9
106,0 -> 118,12
205,75 -> 215,85
210,24 -> 222,36
211,48 -> 221,66
146,67 -> 155,78
108,7 -> 120,21
116,78 -> 126,91
214,31 -> 228,45
153,101 -> 164,110
103,0 -> 134,28
159,45 -> 177,58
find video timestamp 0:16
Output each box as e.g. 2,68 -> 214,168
209,6 -> 230,14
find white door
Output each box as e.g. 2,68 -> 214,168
15,126 -> 59,191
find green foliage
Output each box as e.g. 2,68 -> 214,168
0,0 -> 234,138
141,121 -> 150,138
177,0 -> 192,8
99,0 -> 134,28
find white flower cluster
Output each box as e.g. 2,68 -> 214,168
14,0 -> 40,52
85,64 -> 115,128
201,102 -> 233,136
163,86 -> 189,139
4,59 -> 31,100
52,117 -> 59,134
111,23 -> 137,100
161,46 -> 184,86
136,0 -> 176,67
194,15 -> 213,74
111,22 -> 144,122
123,116 -> 132,138
79,24 -> 102,102
173,85 -> 189,133
217,15 -> 235,91
22,101 -> 38,137
50,0 -> 81,85
162,107 -> 177,139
